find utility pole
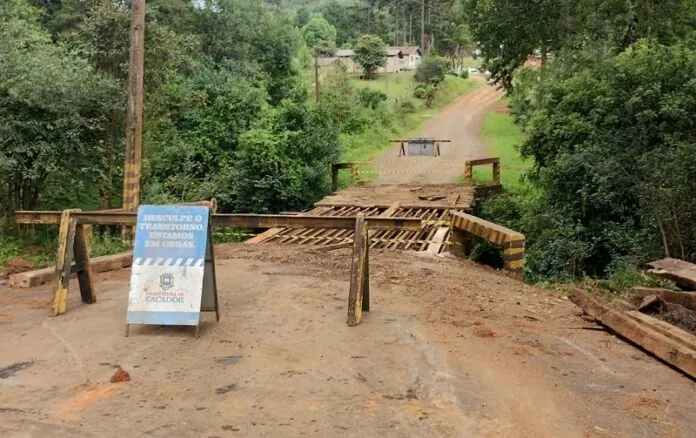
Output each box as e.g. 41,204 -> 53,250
420,0 -> 425,52
122,0 -> 145,243
314,53 -> 320,102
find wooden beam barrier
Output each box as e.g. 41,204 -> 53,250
463,157 -> 501,186
22,209 -> 420,316
347,214 -> 370,327
449,211 -> 524,273
15,212 -> 421,231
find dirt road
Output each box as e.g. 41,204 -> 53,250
375,79 -> 504,185
1,244 -> 695,437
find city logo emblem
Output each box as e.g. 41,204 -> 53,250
159,273 -> 175,290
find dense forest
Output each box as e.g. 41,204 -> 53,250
467,0 -> 696,283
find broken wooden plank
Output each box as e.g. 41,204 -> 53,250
626,310 -> 696,353
647,258 -> 696,290
427,227 -> 449,254
632,287 -> 696,311
570,288 -> 696,378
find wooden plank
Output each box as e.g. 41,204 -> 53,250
466,157 -> 500,166
73,224 -> 96,304
427,227 -> 449,254
9,251 -> 133,289
626,311 -> 696,352
631,287 -> 696,311
570,288 -> 696,378
347,215 -> 369,327
52,209 -> 79,316
450,211 -> 524,244
647,258 -> 696,290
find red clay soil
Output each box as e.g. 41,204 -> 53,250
2,258 -> 34,278
1,243 -> 695,437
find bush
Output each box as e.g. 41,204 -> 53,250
358,88 -> 387,110
414,56 -> 446,85
460,69 -> 469,79
399,100 -> 417,113
413,84 -> 427,99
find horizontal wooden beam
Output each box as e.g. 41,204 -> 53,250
631,287 -> 696,311
465,157 -> 500,166
570,288 -> 696,379
646,258 -> 696,290
15,211 -> 422,231
9,251 -> 133,288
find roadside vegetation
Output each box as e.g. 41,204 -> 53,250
468,0 -> 696,290
0,0 -> 478,276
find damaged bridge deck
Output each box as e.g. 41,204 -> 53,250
248,184 -> 481,253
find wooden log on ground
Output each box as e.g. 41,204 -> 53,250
646,258 -> 696,290
570,288 -> 696,378
631,287 -> 696,311
626,311 -> 696,352
9,251 -> 133,288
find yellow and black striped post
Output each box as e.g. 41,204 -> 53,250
449,211 -> 525,274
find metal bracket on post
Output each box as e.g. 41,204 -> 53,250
52,209 -> 96,316
347,214 -> 370,327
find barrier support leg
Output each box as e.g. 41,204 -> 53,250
347,214 -> 369,326
74,224 -> 96,304
52,209 -> 80,316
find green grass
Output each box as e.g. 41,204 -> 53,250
342,73 -> 479,165
473,102 -> 530,188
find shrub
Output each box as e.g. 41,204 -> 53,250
399,100 -> 417,113
460,69 -> 469,79
413,84 -> 427,99
414,56 -> 446,85
358,88 -> 387,109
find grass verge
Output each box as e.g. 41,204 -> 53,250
472,101 -> 529,187
342,73 -> 479,165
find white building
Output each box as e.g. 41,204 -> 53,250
318,46 -> 422,75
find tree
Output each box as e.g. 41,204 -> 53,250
294,6 -> 310,28
0,0 -> 120,217
516,42 -> 696,279
301,15 -> 337,50
353,34 -> 386,79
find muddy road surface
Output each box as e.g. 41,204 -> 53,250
1,244 -> 695,437
375,80 -> 504,185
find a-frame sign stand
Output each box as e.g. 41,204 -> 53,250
125,205 -> 219,338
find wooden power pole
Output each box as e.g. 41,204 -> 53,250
122,0 -> 145,242
420,0 -> 426,52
